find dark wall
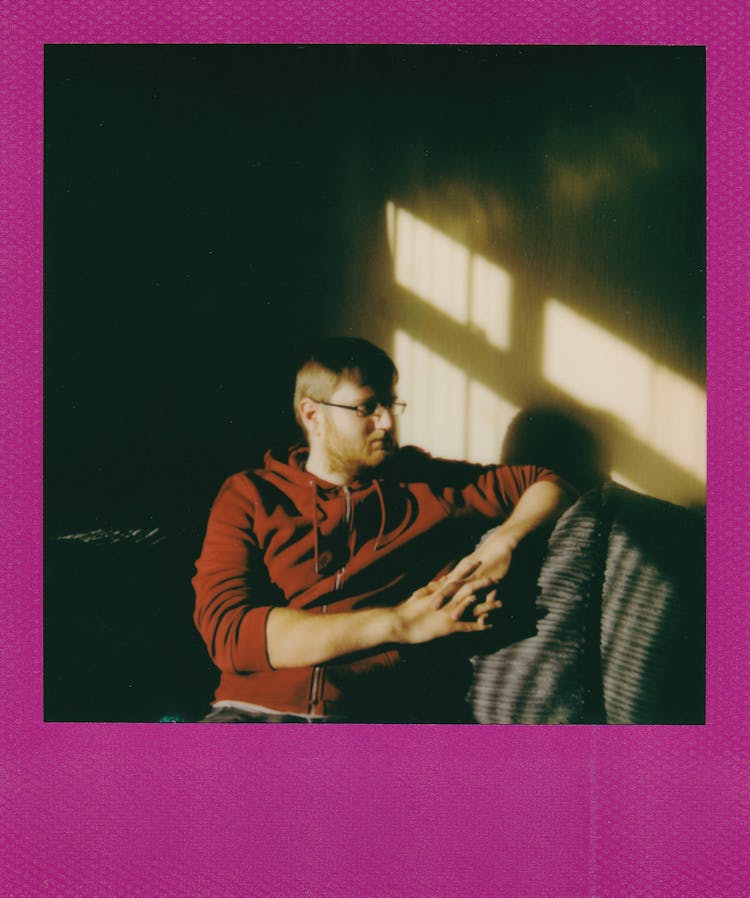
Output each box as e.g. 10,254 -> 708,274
45,46 -> 360,532
45,45 -> 364,718
44,46 -> 704,720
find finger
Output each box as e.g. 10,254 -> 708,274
472,597 -> 502,617
451,583 -> 475,605
415,581 -> 447,599
429,578 -> 461,609
454,617 -> 493,633
448,592 -> 479,621
472,587 -> 501,614
445,558 -> 481,582
452,576 -> 495,605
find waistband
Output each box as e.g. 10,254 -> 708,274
204,700 -> 347,724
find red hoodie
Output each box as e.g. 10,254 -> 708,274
192,445 -> 566,720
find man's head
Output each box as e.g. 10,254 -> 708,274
295,337 -> 403,482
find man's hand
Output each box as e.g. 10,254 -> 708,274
393,569 -> 500,645
431,531 -> 514,612
266,481 -> 570,668
451,530 -> 514,586
435,480 -> 573,614
265,567 -> 499,668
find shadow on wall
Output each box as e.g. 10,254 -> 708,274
501,405 -> 613,496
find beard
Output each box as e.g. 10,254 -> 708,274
323,428 -> 397,481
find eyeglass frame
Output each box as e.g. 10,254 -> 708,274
311,397 -> 407,418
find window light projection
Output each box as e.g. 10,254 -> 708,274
542,299 -> 706,481
394,330 -> 518,464
467,380 -> 520,465
610,470 -> 646,495
387,203 -> 469,324
395,329 -> 467,459
386,202 -> 512,350
470,254 -> 512,350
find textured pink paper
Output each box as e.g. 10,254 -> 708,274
1,2 -> 747,896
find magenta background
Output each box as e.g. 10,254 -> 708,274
1,2 -> 747,896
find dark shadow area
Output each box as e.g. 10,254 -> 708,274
501,405 -> 612,495
45,530 -> 216,722
600,486 -> 705,724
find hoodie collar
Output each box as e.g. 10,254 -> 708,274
266,444 -> 387,492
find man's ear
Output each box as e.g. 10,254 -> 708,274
298,397 -> 320,437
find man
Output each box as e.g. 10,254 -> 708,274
193,337 -> 573,722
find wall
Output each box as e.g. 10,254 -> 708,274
333,46 -> 705,507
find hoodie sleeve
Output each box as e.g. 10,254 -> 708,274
455,464 -> 577,520
192,474 -> 283,674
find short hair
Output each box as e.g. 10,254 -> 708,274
294,337 -> 398,432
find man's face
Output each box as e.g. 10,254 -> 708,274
317,377 -> 398,481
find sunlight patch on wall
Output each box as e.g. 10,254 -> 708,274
468,380 -> 520,464
610,470 -> 646,494
386,202 -> 512,350
470,255 -> 512,350
387,203 -> 469,324
394,330 -> 467,459
542,299 -> 706,481
394,330 -> 517,463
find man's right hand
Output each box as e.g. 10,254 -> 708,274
266,566 -> 500,669
392,567 -> 501,645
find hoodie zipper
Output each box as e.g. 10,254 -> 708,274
308,485 -> 352,716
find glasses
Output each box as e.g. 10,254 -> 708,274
312,397 -> 407,418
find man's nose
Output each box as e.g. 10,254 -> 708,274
375,406 -> 394,429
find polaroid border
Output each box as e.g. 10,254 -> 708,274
1,2 -> 746,896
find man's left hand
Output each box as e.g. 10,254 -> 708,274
431,529 -> 517,613
432,480 -> 573,615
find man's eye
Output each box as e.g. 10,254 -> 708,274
358,401 -> 378,416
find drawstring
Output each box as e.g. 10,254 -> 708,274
310,481 -> 322,574
309,479 -> 343,573
373,479 -> 387,551
311,477 -> 388,565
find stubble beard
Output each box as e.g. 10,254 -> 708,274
324,429 -> 396,481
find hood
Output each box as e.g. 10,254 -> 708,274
261,444 -> 431,567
